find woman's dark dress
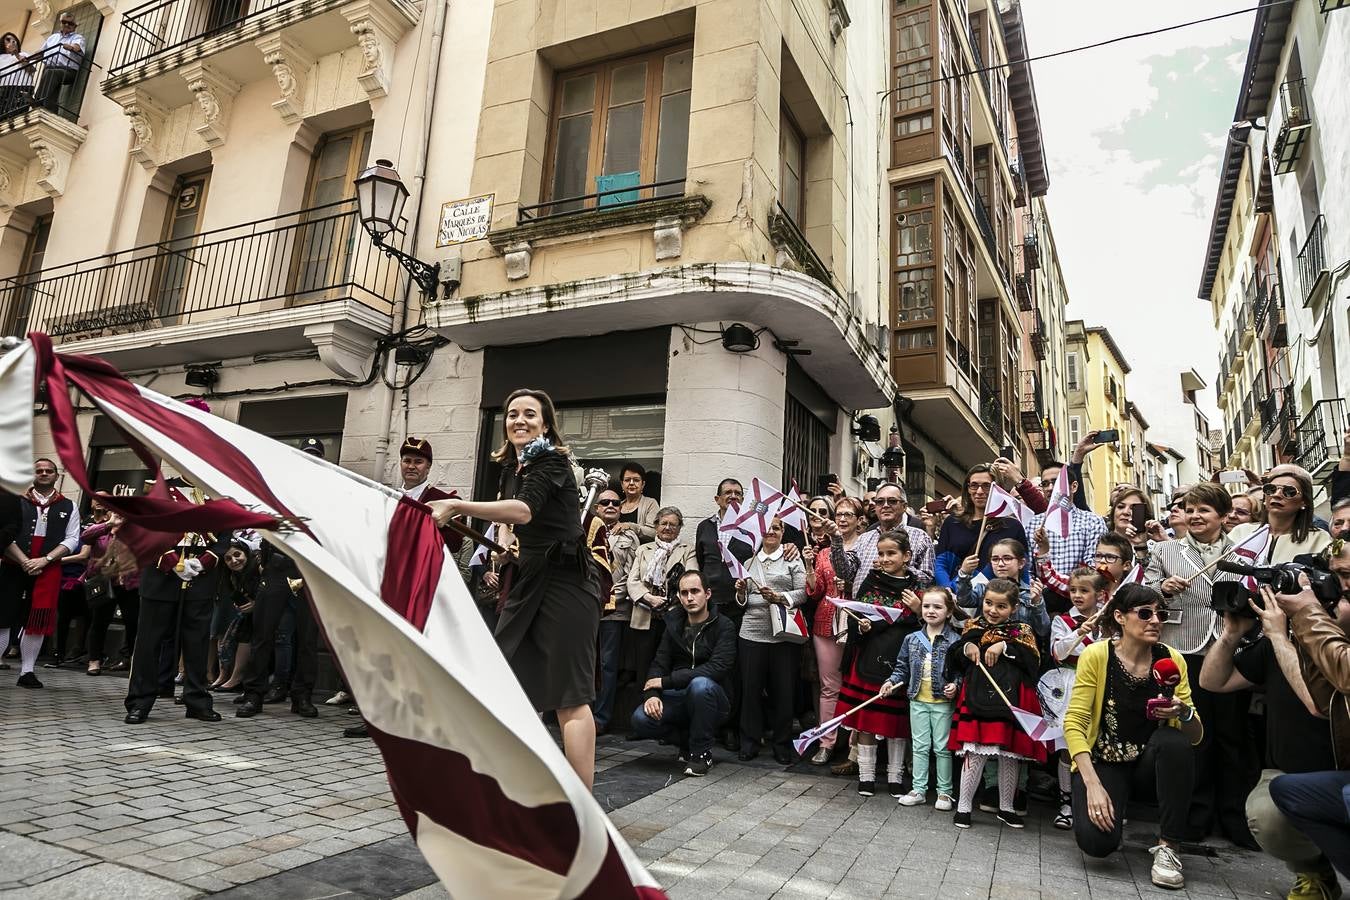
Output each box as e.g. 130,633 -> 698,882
494,452 -> 601,711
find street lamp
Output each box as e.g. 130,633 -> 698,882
354,158 -> 442,299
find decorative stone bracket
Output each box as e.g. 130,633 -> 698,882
0,113 -> 87,206
29,0 -> 54,37
340,0 -> 413,99
828,0 -> 851,41
109,87 -> 169,171
304,317 -> 382,378
503,241 -> 532,281
181,62 -> 239,149
256,34 -> 314,125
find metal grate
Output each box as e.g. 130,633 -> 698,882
782,394 -> 831,498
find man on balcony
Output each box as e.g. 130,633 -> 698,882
31,13 -> 83,113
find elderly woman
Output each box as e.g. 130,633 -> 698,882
1064,584 -> 1202,890
804,496 -> 864,764
626,506 -> 697,700
736,516 -> 807,764
615,461 -> 659,543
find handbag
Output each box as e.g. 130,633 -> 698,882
83,574 -> 114,608
768,602 -> 809,644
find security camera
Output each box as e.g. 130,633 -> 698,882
895,213 -> 907,226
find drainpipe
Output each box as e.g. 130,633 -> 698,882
370,0 -> 448,485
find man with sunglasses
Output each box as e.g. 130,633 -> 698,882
30,12 -> 83,112
1145,482 -> 1257,847
836,483 -> 933,589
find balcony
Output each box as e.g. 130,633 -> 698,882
0,48 -> 93,207
1296,400 -> 1347,477
768,201 -> 841,295
1298,215 -> 1329,306
1019,368 -> 1043,434
1014,270 -> 1034,312
1274,386 -> 1299,455
1030,429 -> 1056,468
0,199 -> 395,375
1259,388 -> 1278,441
1273,78 -> 1312,176
1022,212 -> 1041,270
1249,274 -> 1269,333
101,0 -> 417,161
979,374 -> 1004,447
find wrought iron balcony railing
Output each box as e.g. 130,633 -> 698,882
110,0 -> 293,74
1274,386 -> 1299,453
1273,78 -> 1312,176
1019,368 -> 1043,434
1298,215 -> 1328,306
0,199 -> 399,339
768,201 -> 840,295
0,46 -> 95,127
518,177 -> 686,224
979,375 -> 1004,445
1296,399 -> 1347,476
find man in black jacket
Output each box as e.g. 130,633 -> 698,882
125,530 -> 230,723
693,478 -> 751,614
630,570 -> 736,776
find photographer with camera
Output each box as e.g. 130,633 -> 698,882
1199,574 -> 1337,900
1265,539 -> 1350,881
1144,483 -> 1258,846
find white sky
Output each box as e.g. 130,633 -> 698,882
1019,0 -> 1256,425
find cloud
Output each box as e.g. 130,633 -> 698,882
1019,0 -> 1255,429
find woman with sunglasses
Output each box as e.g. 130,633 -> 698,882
934,464 -> 1028,589
1145,482 -> 1259,848
1064,583 -> 1201,888
1230,465 -> 1331,564
804,496 -> 863,765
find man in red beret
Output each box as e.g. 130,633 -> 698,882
399,436 -> 461,552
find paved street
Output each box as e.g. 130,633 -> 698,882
1,667 -> 1301,899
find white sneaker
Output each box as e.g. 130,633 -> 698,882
810,746 -> 831,765
1149,844 -> 1184,889
325,690 -> 352,706
897,790 -> 926,807
934,793 -> 955,812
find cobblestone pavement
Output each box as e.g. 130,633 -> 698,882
0,667 -> 1304,898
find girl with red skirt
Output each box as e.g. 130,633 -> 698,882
946,577 -> 1047,829
833,530 -> 921,798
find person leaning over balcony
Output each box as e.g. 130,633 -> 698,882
0,33 -> 33,117
29,12 -> 83,113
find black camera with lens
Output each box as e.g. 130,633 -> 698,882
1209,554 -> 1344,617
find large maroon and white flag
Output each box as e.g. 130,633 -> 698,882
0,336 -> 666,900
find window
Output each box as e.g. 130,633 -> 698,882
4,214 -> 52,335
545,46 -> 693,212
779,109 -> 806,226
153,170 -> 210,320
293,124 -> 372,298
1068,415 -> 1081,449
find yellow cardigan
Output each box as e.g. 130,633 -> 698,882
1063,641 -> 1203,768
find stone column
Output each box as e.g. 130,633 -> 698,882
659,322 -> 785,519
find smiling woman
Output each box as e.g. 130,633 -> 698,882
425,388 -> 602,790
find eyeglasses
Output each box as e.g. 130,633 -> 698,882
1169,501 -> 1186,511
874,497 -> 902,506
989,555 -> 1018,564
1094,552 -> 1123,563
596,499 -> 620,507
1132,607 -> 1163,622
836,511 -> 858,518
809,508 -> 830,517
1262,483 -> 1301,499
967,484 -> 991,493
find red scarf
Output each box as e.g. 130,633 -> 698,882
21,488 -> 66,636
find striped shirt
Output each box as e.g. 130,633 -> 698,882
1143,536 -> 1243,655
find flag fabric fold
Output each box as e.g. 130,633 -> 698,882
1231,524 -> 1272,591
1045,466 -> 1073,539
827,597 -> 910,624
984,482 -> 1033,531
0,339 -> 35,495
11,334 -> 666,900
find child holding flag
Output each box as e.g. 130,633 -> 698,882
946,578 -> 1047,828
1046,567 -> 1108,829
833,530 -> 922,798
953,537 -> 1050,637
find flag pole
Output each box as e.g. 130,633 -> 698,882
974,515 -> 990,557
1191,543 -> 1247,579
974,659 -> 1016,711
779,493 -> 832,526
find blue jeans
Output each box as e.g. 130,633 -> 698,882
1270,771 -> 1350,878
592,621 -> 625,730
630,676 -> 729,758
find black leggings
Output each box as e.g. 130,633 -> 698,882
1072,726 -> 1195,857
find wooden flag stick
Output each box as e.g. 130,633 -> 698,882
975,659 -> 1016,711
974,515 -> 990,556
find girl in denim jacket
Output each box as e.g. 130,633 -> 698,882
881,586 -> 963,810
